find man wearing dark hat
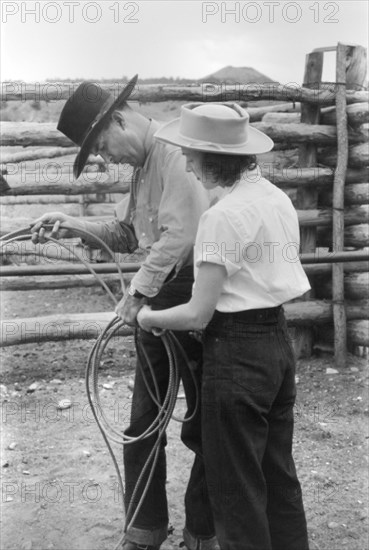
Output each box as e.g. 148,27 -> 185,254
31,76 -> 219,550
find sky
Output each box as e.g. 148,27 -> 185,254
1,1 -> 368,85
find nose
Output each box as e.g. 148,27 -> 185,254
99,151 -> 112,164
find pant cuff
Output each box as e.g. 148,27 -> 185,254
183,526 -> 220,550
125,524 -> 167,546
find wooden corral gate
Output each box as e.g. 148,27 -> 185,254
1,43 -> 368,367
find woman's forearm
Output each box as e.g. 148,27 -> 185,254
137,263 -> 226,333
143,302 -> 210,332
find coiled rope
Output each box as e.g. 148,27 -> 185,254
1,224 -> 199,549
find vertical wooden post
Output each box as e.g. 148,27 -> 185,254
295,51 -> 323,357
335,44 -> 367,362
345,45 -> 367,90
78,194 -> 87,217
332,43 -> 349,368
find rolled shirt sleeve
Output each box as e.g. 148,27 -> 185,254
78,219 -> 136,253
76,194 -> 136,254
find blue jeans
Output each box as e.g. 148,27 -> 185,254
123,266 -> 215,547
201,308 -> 309,550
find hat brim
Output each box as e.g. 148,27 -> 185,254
73,74 -> 138,179
154,117 -> 274,155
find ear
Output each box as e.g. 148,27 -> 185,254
112,110 -> 125,129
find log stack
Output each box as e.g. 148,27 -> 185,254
259,44 -> 368,358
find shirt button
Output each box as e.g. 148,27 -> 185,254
141,232 -> 145,237
141,179 -> 144,184
149,217 -> 153,222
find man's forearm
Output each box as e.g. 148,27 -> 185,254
74,219 -> 136,253
130,237 -> 191,298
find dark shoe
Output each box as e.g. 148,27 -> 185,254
180,545 -> 220,550
122,543 -> 160,550
180,537 -> 221,550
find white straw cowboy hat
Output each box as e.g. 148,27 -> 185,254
154,103 -> 274,155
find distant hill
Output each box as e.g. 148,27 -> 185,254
44,68 -> 278,86
199,65 -> 278,84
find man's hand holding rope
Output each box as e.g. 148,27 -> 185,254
115,293 -> 146,326
30,212 -> 80,243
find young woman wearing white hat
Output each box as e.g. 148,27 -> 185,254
137,103 -> 310,550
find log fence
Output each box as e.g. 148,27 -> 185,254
1,42 -> 368,361
2,82 -> 368,104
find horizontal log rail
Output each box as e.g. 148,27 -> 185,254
0,162 -> 107,180
0,203 -> 118,219
0,312 -> 133,347
284,299 -> 369,325
0,262 -> 141,277
318,224 -> 369,249
316,272 -> 369,300
297,205 -> 369,227
1,172 -> 130,196
300,251 -> 369,264
2,121 -> 368,148
321,102 -> 369,126
2,266 -> 368,291
0,180 -> 130,197
347,320 -> 369,346
253,122 -> 368,145
319,183 -> 369,206
344,225 -> 369,247
6,187 -> 365,209
1,251 -> 368,278
304,261 -> 369,275
1,82 -> 368,105
248,102 -> 301,122
0,215 -> 114,236
1,123 -> 73,147
0,195 -> 111,205
0,147 -> 79,164
1,205 -> 367,237
262,102 -> 369,126
0,273 -> 131,292
264,146 -> 369,169
318,143 -> 369,168
1,242 -> 98,262
2,168 -> 367,197
1,300 -> 368,347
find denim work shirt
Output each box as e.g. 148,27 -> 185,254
82,120 -> 209,298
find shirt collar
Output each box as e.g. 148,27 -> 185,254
142,119 -> 161,172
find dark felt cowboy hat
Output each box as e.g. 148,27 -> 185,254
57,74 -> 138,179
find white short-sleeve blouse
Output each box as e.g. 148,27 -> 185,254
194,168 -> 311,312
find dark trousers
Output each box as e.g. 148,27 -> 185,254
201,308 -> 309,550
123,267 -> 215,546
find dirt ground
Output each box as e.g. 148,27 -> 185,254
1,286 -> 368,550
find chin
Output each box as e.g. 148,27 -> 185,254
201,179 -> 217,190
202,182 -> 214,190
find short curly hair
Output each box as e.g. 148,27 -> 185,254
201,153 -> 258,187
